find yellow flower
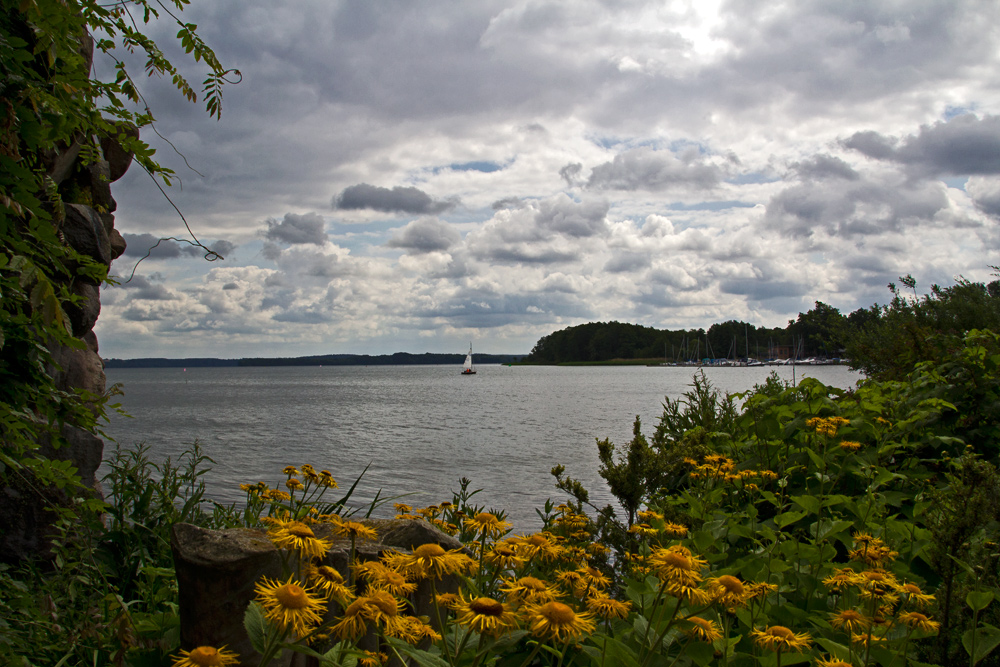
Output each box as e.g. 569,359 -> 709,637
750,625 -> 811,652
485,543 -> 525,570
307,564 -> 355,604
331,597 -> 373,640
501,575 -> 561,604
629,523 -> 658,537
662,522 -> 689,538
830,609 -> 870,634
823,569 -> 855,592
283,466 -> 299,476
839,440 -> 862,451
394,502 -> 413,514
527,601 -> 596,642
268,520 -> 332,560
254,576 -> 327,638
706,574 -> 748,608
510,532 -> 564,562
637,509 -> 664,523
586,594 -> 631,620
386,615 -> 443,643
648,545 -> 708,587
357,651 -> 387,667
684,616 -> 722,642
464,511 -> 513,539
172,645 -> 239,667
455,595 -> 520,636
816,657 -> 853,667
745,581 -> 777,600
354,561 -> 417,597
435,592 -> 461,610
853,569 -> 901,601
286,478 -> 304,491
392,543 -> 475,580
899,612 -> 940,633
319,470 -> 338,488
901,582 -> 935,608
330,518 -> 380,542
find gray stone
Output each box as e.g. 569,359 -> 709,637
172,523 -> 284,667
66,281 -> 101,336
87,160 -> 114,213
100,123 -> 138,182
63,203 -> 111,269
109,227 -> 127,260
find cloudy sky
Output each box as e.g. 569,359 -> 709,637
96,0 -> 1000,359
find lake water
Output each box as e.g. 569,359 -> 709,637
101,363 -> 860,532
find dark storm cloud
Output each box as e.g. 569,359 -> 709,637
719,278 -> 806,300
411,289 -> 593,328
264,212 -> 328,245
604,250 -> 652,273
792,155 -> 860,181
115,274 -> 175,300
586,147 -> 722,191
764,176 -> 951,238
967,178 -> 1000,218
491,197 -> 525,210
385,217 -> 461,253
843,115 -> 1000,177
536,196 -> 610,238
120,233 -> 235,260
335,184 -> 457,214
559,162 -> 584,187
486,246 -> 580,264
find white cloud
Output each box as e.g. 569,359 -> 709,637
95,0 -> 1000,357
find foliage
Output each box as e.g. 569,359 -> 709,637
0,0 -> 235,518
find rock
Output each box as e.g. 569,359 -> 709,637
109,227 -> 127,260
66,281 -> 101,336
100,123 -> 138,182
87,160 -> 114,213
172,523 -> 284,667
172,519 -> 466,666
63,203 -> 111,270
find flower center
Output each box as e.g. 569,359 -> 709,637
275,584 -> 310,609
370,592 -> 398,616
717,575 -> 745,594
768,626 -> 793,638
520,576 -> 546,591
316,566 -> 343,583
286,522 -> 315,538
661,552 -> 692,569
469,597 -> 504,616
475,512 -> 497,523
414,543 -> 446,558
540,601 -> 576,625
188,647 -> 222,666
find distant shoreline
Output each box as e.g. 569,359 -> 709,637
103,352 -> 527,368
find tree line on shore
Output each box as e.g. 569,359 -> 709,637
526,275 -> 1000,375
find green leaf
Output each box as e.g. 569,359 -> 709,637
243,602 -> 268,654
963,623 -> 1000,664
384,637 -> 450,667
774,510 -> 807,528
967,591 -> 996,612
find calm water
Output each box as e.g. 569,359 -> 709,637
101,364 -> 860,531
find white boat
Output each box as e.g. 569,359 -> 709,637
461,344 -> 476,375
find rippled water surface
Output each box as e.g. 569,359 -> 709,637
103,363 -> 860,531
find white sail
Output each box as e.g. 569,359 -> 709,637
463,353 -> 473,371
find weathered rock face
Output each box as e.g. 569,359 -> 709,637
171,519 -> 465,667
0,109 -> 135,562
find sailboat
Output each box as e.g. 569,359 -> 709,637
461,344 -> 476,375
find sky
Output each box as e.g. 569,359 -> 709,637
95,0 -> 1000,359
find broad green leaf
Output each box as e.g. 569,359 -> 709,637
243,602 -> 268,654
963,624 -> 1000,665
791,494 -> 821,514
774,510 -> 807,528
967,591 -> 996,612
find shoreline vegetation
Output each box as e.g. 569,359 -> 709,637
6,274 -> 1000,666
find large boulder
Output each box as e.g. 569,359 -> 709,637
172,519 -> 464,666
